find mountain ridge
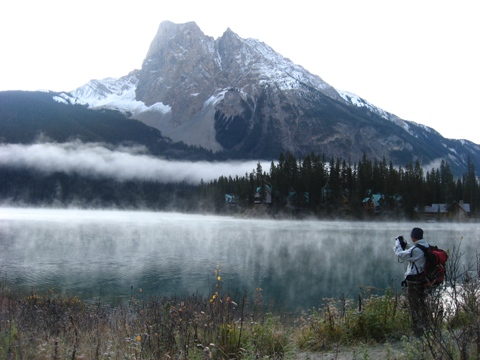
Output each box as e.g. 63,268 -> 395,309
3,21 -> 479,176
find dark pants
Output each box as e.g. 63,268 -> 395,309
406,276 -> 427,336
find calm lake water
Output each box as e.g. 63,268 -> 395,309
1,207 -> 478,311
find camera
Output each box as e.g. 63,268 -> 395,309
396,235 -> 407,250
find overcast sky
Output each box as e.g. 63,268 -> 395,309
1,0 -> 479,143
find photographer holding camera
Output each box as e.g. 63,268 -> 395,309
393,227 -> 430,336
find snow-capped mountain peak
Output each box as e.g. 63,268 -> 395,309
56,20 -> 478,172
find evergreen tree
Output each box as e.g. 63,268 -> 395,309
440,160 -> 455,205
464,156 -> 478,214
357,153 -> 373,200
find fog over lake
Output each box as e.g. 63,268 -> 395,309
1,207 -> 478,311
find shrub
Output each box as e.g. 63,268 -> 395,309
295,288 -> 411,352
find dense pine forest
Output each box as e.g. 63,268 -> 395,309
205,152 -> 479,219
1,150 -> 478,220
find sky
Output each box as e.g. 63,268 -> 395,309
1,0 -> 479,144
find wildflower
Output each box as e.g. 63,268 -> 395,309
136,335 -> 141,342
217,275 -> 221,281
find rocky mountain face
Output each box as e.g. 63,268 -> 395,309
63,21 -> 479,174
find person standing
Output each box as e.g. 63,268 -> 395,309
393,227 -> 430,335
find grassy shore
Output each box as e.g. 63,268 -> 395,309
0,276 -> 420,360
1,270 -> 479,359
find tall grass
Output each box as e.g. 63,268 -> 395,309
294,287 -> 411,352
0,269 -> 294,359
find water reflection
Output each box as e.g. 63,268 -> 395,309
0,207 -> 478,311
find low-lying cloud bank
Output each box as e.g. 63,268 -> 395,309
0,141 -> 266,184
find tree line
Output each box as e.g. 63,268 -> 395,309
201,152 -> 479,219
0,152 -> 478,219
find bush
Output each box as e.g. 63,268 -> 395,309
295,288 -> 411,352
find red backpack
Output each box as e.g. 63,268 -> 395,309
414,244 -> 449,288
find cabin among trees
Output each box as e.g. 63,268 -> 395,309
362,193 -> 384,214
224,194 -> 236,207
362,193 -> 403,215
421,201 -> 471,221
254,185 -> 273,204
452,201 -> 471,220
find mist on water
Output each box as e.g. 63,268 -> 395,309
1,207 -> 478,311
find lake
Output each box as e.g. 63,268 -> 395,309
0,207 -> 478,311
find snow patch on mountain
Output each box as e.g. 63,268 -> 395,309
61,73 -> 171,116
337,89 -> 421,134
52,95 -> 68,105
241,37 -> 333,93
337,89 -> 444,141
338,90 -> 393,120
204,89 -> 228,107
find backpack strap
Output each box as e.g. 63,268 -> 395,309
413,244 -> 427,254
409,244 -> 426,258
410,244 -> 426,275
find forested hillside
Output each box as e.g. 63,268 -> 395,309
0,91 -> 216,160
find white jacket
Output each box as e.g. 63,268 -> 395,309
393,238 -> 430,277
